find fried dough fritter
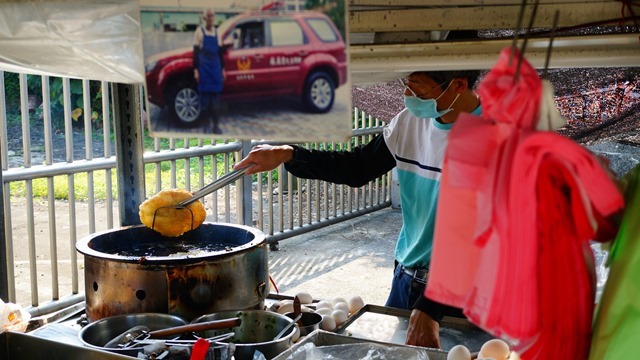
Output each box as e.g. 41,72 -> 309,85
138,189 -> 206,237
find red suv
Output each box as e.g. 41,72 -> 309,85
145,11 -> 348,123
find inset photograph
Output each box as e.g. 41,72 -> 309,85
141,0 -> 351,141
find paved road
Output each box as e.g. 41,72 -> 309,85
147,85 -> 352,142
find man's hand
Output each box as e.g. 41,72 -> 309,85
194,69 -> 200,83
233,144 -> 294,175
406,309 -> 440,348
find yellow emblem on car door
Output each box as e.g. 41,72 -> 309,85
237,57 -> 251,71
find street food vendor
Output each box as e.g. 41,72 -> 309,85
234,70 -> 482,348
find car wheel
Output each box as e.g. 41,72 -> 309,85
302,72 -> 334,113
169,85 -> 200,123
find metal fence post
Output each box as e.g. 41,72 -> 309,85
0,142 -> 7,301
111,84 -> 146,226
239,140 -> 253,226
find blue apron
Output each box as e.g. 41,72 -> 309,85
198,26 -> 223,93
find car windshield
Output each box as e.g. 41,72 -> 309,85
217,16 -> 236,41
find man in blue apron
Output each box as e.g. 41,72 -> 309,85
193,8 -> 224,134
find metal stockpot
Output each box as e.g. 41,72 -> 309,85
76,223 -> 269,322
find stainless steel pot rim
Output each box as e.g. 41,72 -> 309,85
78,312 -> 189,350
75,222 -> 266,263
191,310 -> 297,345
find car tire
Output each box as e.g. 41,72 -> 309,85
302,72 -> 334,113
167,82 -> 200,123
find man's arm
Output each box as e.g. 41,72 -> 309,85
285,134 -> 396,187
193,46 -> 200,69
193,29 -> 201,82
406,294 -> 465,348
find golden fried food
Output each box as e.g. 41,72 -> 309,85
139,189 -> 206,237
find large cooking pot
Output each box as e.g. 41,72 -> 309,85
76,223 -> 269,322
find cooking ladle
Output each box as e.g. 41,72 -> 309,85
151,163 -> 255,230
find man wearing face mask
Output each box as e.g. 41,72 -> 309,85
234,70 -> 482,349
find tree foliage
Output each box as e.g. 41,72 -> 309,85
3,72 -> 105,130
305,0 -> 346,40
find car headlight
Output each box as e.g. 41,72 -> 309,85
145,61 -> 158,73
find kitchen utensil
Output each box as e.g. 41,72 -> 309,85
149,163 -> 256,231
76,223 -> 269,322
293,296 -> 303,326
274,313 -> 302,341
175,163 -> 255,207
78,313 -> 189,356
191,309 -> 296,359
107,317 -> 241,349
130,332 -> 235,347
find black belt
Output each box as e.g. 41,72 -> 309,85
400,265 -> 428,284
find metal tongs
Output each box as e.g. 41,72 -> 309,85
176,163 -> 256,207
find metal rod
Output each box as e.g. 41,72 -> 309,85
63,78 -> 78,296
509,0 -> 528,66
112,83 -> 146,226
213,155 -> 219,222
240,140 -> 253,226
83,80 -> 96,234
224,151 -> 231,223
42,76 -> 59,300
278,164 -> 284,232
515,0 -> 540,82
543,10 -> 560,79
102,81 -> 114,229
0,70 -> 8,300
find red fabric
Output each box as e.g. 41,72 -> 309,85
190,337 -> 210,360
425,47 -> 624,358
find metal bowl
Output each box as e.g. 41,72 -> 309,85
191,309 -> 295,359
284,312 -> 322,337
78,313 -> 188,356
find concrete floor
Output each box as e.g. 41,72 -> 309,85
267,207 -> 401,306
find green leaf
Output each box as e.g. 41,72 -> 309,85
69,80 -> 83,95
71,108 -> 82,121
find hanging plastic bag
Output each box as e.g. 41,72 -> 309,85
590,165 -> 640,359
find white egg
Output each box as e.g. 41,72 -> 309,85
331,309 -> 348,325
301,305 -> 313,313
315,307 -> 333,316
447,344 -> 471,360
333,301 -> 349,314
508,351 -> 521,360
291,326 -> 300,342
347,295 -> 365,314
315,300 -> 332,310
478,339 -> 510,360
320,314 -> 336,331
277,303 -> 294,314
295,291 -> 313,304
330,297 -> 348,306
